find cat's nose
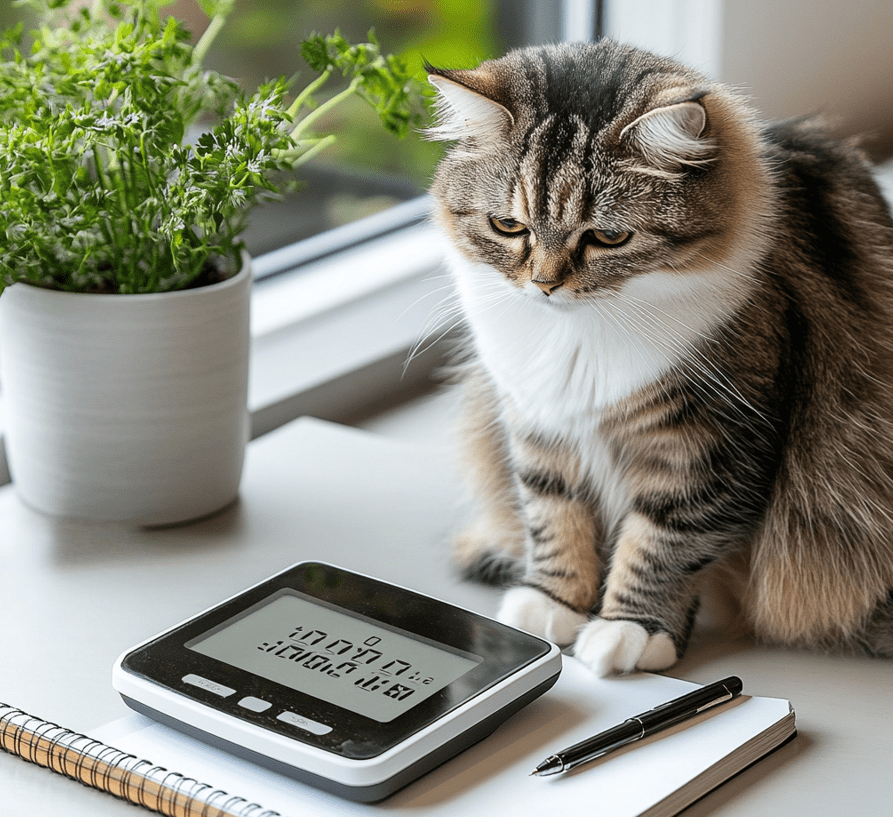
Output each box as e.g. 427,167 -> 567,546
533,278 -> 563,295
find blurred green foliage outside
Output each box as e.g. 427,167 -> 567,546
179,0 -> 507,190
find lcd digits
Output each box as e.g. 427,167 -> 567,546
189,592 -> 482,722
257,626 -> 435,705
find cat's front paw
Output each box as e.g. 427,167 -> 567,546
497,586 -> 587,645
574,618 -> 677,676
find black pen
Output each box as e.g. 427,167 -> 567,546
531,676 -> 744,777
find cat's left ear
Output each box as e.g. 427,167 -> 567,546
425,69 -> 514,142
620,92 -> 714,172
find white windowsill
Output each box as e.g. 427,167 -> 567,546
248,220 -> 452,437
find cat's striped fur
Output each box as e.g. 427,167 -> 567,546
426,40 -> 893,675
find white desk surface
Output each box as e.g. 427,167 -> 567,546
1,417 -> 891,816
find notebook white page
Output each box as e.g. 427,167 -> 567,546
94,658 -> 793,817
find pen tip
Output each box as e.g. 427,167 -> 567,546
529,770 -> 539,777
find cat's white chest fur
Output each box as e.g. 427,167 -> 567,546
449,249 -> 740,436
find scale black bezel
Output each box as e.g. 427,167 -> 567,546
120,562 -> 552,760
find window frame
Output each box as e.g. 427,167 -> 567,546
248,197 -> 452,439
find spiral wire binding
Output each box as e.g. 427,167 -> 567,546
0,703 -> 285,817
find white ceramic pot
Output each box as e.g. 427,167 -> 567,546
0,255 -> 251,525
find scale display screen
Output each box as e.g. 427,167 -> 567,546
187,590 -> 483,723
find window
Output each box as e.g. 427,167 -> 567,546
184,0 -> 582,260
216,1 -> 601,438
238,2 -> 599,437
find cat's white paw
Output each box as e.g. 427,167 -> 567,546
574,618 -> 677,676
497,586 -> 587,645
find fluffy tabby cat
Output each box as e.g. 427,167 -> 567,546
425,40 -> 893,676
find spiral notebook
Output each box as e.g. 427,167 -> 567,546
0,704 -> 281,817
1,660 -> 796,817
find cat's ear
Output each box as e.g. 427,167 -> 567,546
425,70 -> 514,142
620,94 -> 714,172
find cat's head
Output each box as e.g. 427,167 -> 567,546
427,40 -> 771,305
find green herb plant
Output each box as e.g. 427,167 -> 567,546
0,0 -> 426,294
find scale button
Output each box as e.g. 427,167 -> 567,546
182,674 -> 236,698
277,711 -> 333,735
238,696 -> 272,713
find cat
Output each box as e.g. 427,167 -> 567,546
424,39 -> 893,676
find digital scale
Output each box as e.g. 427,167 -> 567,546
113,562 -> 561,802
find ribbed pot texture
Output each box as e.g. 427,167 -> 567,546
0,256 -> 251,525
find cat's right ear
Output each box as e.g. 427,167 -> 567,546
425,71 -> 514,142
620,93 -> 714,173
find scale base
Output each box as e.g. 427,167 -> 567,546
123,675 -> 556,803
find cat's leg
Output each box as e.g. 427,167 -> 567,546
453,365 -> 526,585
497,431 -> 602,646
574,511 -> 712,675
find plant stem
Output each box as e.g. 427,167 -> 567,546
290,76 -> 362,142
191,13 -> 226,68
289,134 -> 337,168
286,69 -> 331,119
92,145 -> 120,247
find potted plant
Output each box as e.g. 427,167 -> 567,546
0,0 -> 426,524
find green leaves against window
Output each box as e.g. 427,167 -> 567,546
0,0 -> 427,294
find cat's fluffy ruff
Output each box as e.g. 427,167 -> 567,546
428,40 -> 893,675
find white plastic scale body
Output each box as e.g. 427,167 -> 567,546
112,562 -> 561,802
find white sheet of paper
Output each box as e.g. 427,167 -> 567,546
94,658 -> 792,817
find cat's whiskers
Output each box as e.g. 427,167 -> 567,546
402,278 -> 460,330
631,312 -> 757,423
619,289 -> 720,344
616,305 -> 734,412
585,296 -> 676,405
685,252 -> 765,288
616,294 -> 773,431
404,274 -> 471,370
405,277 -> 460,326
406,304 -> 468,372
406,275 -> 519,370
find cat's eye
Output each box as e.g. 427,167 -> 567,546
585,228 -> 632,248
488,216 -> 529,237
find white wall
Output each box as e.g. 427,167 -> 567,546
605,0 -> 724,78
722,0 -> 893,156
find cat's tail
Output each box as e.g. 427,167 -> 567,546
746,481 -> 893,654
